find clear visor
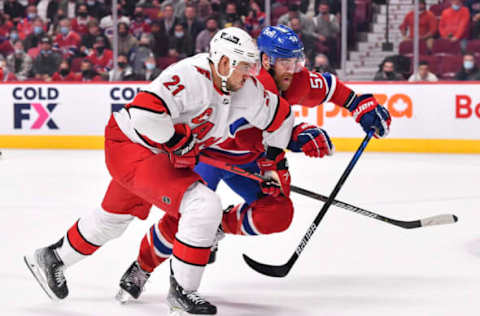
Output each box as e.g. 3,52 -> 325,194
233,60 -> 261,76
275,56 -> 305,73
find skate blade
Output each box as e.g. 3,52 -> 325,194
23,255 -> 58,301
169,307 -> 189,316
115,288 -> 134,304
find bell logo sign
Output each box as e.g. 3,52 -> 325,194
295,93 -> 413,126
456,95 -> 480,118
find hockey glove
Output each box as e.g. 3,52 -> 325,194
257,148 -> 291,197
288,123 -> 334,158
347,94 -> 391,138
162,123 -> 199,169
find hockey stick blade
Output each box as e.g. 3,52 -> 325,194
242,254 -> 292,278
420,214 -> 458,227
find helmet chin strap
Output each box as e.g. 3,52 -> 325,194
214,59 -> 236,93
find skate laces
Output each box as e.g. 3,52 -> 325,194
53,266 -> 66,287
184,290 -> 207,305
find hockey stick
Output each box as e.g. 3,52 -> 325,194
199,154 -> 458,230
242,130 -> 374,277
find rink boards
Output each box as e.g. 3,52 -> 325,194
0,81 -> 479,153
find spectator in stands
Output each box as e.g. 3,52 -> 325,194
290,17 -> 317,64
244,1 -> 266,36
32,36 -> 62,81
65,0 -> 79,19
312,53 -> 336,74
55,18 -> 81,59
3,0 -> 26,24
52,59 -> 76,81
86,0 -> 109,20
220,2 -> 243,28
115,22 -> 138,56
80,21 -> 110,56
17,5 -> 38,41
0,57 -> 18,82
0,30 -> 15,58
87,36 -> 113,76
135,55 -> 162,81
181,5 -> 204,42
374,59 -> 404,81
168,23 -> 194,58
455,52 -> 480,80
161,0 -> 187,19
130,6 -> 152,39
408,60 -> 438,82
130,33 -> 154,74
312,1 -> 340,67
108,53 -> 136,81
160,4 -> 179,37
71,4 -> 95,36
197,0 -> 214,22
24,18 -> 46,51
0,13 -> 14,38
399,0 -> 437,50
6,40 -> 32,81
439,0 -> 470,43
466,0 -> 480,38
150,20 -> 169,57
195,16 -> 218,53
100,5 -> 130,39
76,58 -> 102,81
277,3 -> 315,34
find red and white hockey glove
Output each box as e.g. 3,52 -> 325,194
257,148 -> 291,197
289,123 -> 334,158
347,94 -> 391,138
162,123 -> 199,169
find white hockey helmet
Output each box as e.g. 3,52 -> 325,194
209,27 -> 260,92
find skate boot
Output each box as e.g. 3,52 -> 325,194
24,239 -> 68,300
167,270 -> 217,315
115,260 -> 151,304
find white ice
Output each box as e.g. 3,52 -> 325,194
1,149 -> 479,316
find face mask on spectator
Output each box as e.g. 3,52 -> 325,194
174,31 -> 184,38
82,69 -> 95,78
15,48 -> 23,55
28,13 -> 37,20
60,27 -> 69,35
10,33 -> 19,41
78,11 -> 88,18
135,13 -> 143,21
119,31 -> 128,37
34,26 -> 43,35
464,60 -> 474,70
145,63 -> 155,70
87,0 -> 95,6
452,4 -> 461,10
60,68 -> 70,76
118,62 -> 127,68
96,46 -> 105,54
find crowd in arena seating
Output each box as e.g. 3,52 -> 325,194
393,0 -> 480,81
0,0 -> 349,82
0,0 -> 478,82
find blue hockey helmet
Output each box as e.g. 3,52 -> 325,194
257,25 -> 305,69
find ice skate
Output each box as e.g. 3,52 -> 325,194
115,260 -> 151,304
167,272 -> 217,315
24,241 -> 68,300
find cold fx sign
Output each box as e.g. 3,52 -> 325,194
13,87 -> 59,129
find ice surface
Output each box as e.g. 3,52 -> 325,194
1,149 -> 480,316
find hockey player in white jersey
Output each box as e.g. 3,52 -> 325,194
24,27 -> 294,315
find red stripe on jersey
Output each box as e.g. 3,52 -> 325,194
172,238 -> 211,266
265,96 -> 291,132
126,91 -> 170,114
66,220 -> 99,256
330,80 -> 355,108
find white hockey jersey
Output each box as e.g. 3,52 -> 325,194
114,53 -> 294,153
